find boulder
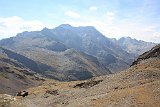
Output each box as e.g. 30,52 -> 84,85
16,91 -> 28,97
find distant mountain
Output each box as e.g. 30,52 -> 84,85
51,25 -> 135,72
110,37 -> 156,55
0,24 -> 135,76
0,47 -> 44,95
0,27 -> 113,81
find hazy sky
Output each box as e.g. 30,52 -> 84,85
0,0 -> 160,43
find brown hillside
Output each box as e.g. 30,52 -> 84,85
0,48 -> 45,95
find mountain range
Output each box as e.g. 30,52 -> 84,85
0,24 -> 156,82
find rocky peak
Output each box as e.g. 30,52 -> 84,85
57,24 -> 73,30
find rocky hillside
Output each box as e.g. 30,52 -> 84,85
111,37 -> 156,55
131,44 -> 160,66
51,24 -> 135,71
0,47 -> 52,74
0,46 -> 111,81
1,45 -> 159,107
0,47 -> 45,95
0,24 -> 135,74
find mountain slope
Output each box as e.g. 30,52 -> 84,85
111,37 -> 156,55
51,25 -> 134,71
0,34 -> 111,81
0,24 -> 135,73
0,47 -> 45,95
1,44 -> 159,107
131,44 -> 160,66
0,47 -> 53,74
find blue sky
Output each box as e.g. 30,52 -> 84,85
0,0 -> 160,43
